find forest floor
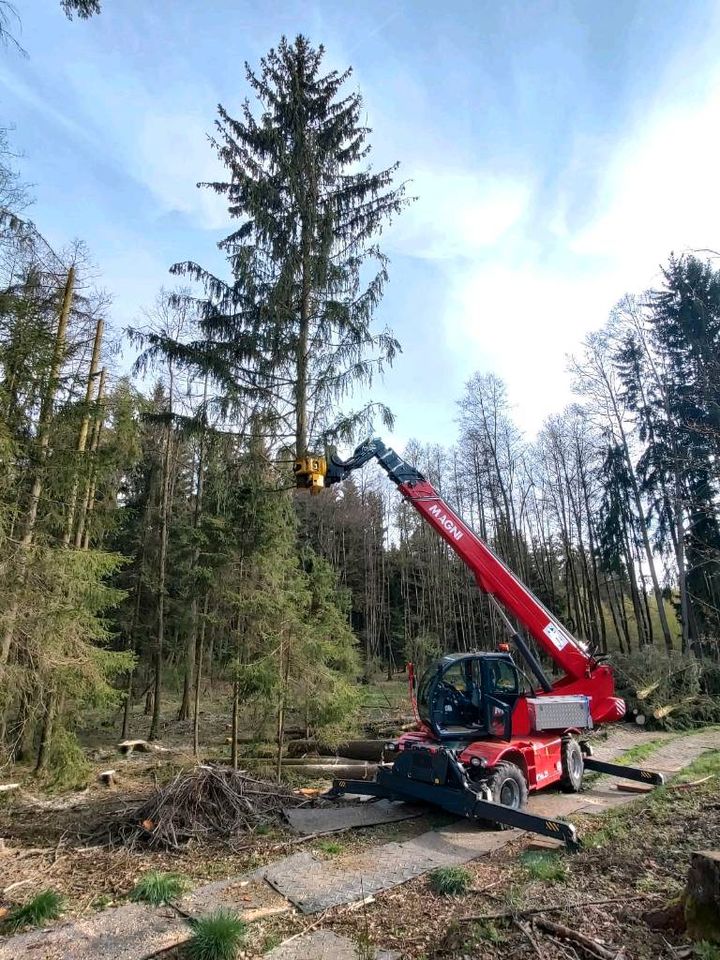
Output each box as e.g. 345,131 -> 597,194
0,681 -> 718,959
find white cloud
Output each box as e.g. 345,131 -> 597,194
438,77 -> 720,436
133,110 -> 228,229
387,169 -> 532,260
571,84 -> 720,280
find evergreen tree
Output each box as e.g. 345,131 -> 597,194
172,34 -> 408,455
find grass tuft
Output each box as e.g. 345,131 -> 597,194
695,942 -> 720,960
520,850 -> 568,883
616,739 -> 666,766
130,871 -> 189,906
318,839 -> 343,856
429,865 -> 473,896
2,889 -> 65,931
185,909 -> 247,960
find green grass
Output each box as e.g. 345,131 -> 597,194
585,749 -> 720,849
520,850 -> 568,883
695,942 -> 720,960
261,931 -> 282,953
360,679 -> 408,711
429,866 -> 473,896
676,749 -> 720,781
470,920 -> 507,944
317,839 -> 344,856
1,890 -> 65,932
615,738 -> 667,766
185,910 -> 247,960
130,871 -> 189,906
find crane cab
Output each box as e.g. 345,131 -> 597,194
416,652 -> 522,742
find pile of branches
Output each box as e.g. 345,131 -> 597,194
615,650 -> 720,728
96,764 -> 310,850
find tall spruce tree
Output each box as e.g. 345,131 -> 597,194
172,34 -> 408,456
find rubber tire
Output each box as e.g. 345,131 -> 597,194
560,737 -> 584,793
486,761 -> 529,822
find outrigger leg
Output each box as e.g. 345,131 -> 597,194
583,757 -> 665,785
327,767 -> 578,848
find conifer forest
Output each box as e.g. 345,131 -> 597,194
3,11 -> 720,960
2,26 -> 720,783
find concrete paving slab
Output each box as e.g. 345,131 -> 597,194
283,799 -> 424,835
265,929 -> 400,960
263,822 -> 521,913
265,929 -> 361,959
182,874 -> 291,922
0,903 -> 187,960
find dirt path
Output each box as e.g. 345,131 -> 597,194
1,725 -> 716,960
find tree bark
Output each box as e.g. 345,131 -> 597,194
63,315 -> 104,546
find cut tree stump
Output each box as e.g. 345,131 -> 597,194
685,850 -> 720,943
98,770 -> 116,786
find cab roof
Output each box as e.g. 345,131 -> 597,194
437,651 -> 514,667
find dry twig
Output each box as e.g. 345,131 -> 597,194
536,918 -> 616,960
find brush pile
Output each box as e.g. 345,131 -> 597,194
97,764 -> 310,850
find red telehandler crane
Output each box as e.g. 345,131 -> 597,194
295,439 -> 664,846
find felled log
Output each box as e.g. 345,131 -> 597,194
118,739 -> 153,755
653,698 -> 694,720
636,681 -> 661,701
285,739 -> 387,761
685,850 -> 720,942
284,762 -> 376,779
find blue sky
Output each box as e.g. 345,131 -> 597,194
3,0 -> 720,448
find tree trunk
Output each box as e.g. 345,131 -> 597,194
179,403 -> 207,721
193,594 -> 210,758
63,316 -> 104,546
35,690 -> 55,774
77,368 -> 107,549
149,394 -> 174,741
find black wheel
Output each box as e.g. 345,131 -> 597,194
486,760 -> 529,811
560,737 -> 584,792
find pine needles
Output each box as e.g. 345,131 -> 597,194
130,871 -> 189,905
98,764 -> 308,849
185,910 -> 247,960
1,890 -> 65,931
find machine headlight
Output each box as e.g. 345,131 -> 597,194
470,756 -> 485,768
384,742 -> 398,752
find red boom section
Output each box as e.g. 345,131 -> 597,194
399,479 -> 593,681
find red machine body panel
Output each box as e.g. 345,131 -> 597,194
395,728 -> 566,792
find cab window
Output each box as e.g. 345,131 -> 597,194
487,660 -> 518,695
442,661 -> 470,693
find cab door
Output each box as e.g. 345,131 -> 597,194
481,659 -> 519,740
